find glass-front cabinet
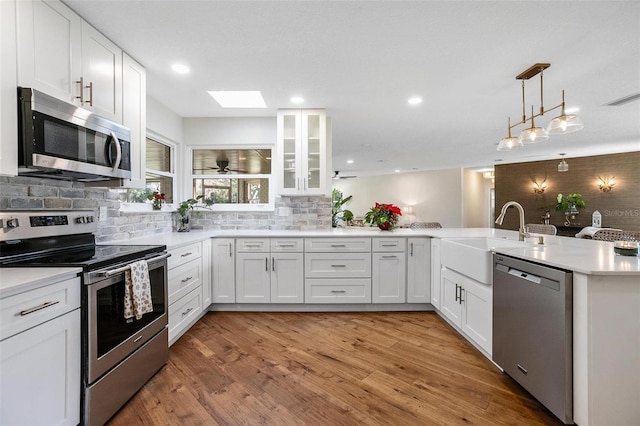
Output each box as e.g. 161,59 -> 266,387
277,109 -> 329,195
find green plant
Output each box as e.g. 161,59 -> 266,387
331,189 -> 353,227
555,193 -> 586,211
177,195 -> 216,217
147,191 -> 165,209
364,203 -> 402,229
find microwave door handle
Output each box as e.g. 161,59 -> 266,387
110,131 -> 122,172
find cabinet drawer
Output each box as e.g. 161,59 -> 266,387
168,242 -> 202,270
304,238 -> 371,252
270,238 -> 304,252
168,259 -> 201,305
372,238 -> 406,252
305,278 -> 371,303
1,277 -> 81,341
305,253 -> 371,278
236,238 -> 270,252
168,287 -> 202,345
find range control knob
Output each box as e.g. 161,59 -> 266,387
86,215 -> 94,223
6,218 -> 20,228
75,217 -> 86,224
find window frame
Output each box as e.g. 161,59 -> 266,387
185,145 -> 275,212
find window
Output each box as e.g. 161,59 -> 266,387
125,136 -> 176,204
190,148 -> 273,210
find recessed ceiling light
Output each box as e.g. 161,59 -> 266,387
395,169 -> 401,173
171,63 -> 190,74
290,96 -> 304,104
208,91 -> 267,108
347,160 -> 354,164
408,96 -> 423,105
564,107 -> 580,114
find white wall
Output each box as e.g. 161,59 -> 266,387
183,117 -> 276,146
147,96 -> 183,143
463,169 -> 493,227
333,169 -> 465,227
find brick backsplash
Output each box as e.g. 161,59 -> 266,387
0,176 -> 331,242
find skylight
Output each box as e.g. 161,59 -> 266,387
207,91 -> 267,108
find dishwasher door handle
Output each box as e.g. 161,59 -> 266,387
508,267 -> 542,284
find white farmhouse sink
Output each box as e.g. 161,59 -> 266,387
440,237 -> 530,284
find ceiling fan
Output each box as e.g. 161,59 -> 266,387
194,159 -> 247,174
333,171 -> 356,179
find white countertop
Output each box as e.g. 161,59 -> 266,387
0,267 -> 82,298
120,227 -> 639,276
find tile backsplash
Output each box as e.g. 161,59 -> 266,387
0,176 -> 331,242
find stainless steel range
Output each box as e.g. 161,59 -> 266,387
0,210 -> 169,426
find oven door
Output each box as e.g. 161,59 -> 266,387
85,254 -> 168,384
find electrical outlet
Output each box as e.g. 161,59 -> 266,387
99,206 -> 108,222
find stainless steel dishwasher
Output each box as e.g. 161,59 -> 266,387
493,253 -> 573,425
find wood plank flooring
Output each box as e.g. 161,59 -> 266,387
107,312 -> 562,425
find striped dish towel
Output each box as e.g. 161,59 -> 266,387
124,260 -> 154,320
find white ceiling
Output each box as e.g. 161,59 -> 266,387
63,0 -> 640,176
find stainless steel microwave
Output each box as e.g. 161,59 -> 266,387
17,87 -> 131,182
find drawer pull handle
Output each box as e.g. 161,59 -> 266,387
330,244 -> 346,247
278,244 -> 295,247
133,335 -> 143,343
181,276 -> 193,283
330,264 -> 346,268
19,300 -> 60,316
381,244 -> 396,247
181,252 -> 193,257
182,307 -> 194,317
245,244 -> 262,247
382,255 -> 397,259
330,290 -> 346,294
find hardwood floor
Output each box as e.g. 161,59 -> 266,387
107,312 -> 562,425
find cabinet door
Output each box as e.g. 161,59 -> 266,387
212,238 -> 235,303
201,239 -> 212,307
372,252 -> 406,303
271,253 -> 304,303
16,0 -> 82,103
81,21 -> 122,121
440,268 -> 462,327
121,53 -> 146,188
407,238 -> 431,303
301,109 -> 327,194
430,238 -> 442,309
277,110 -> 301,195
460,277 -> 492,354
235,253 -> 270,303
2,0 -> 18,177
1,309 -> 80,426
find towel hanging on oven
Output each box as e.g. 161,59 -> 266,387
124,260 -> 153,320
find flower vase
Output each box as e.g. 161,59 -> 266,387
176,211 -> 191,232
152,201 -> 162,211
378,221 -> 394,231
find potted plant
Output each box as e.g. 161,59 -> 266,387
147,191 -> 165,210
364,202 -> 402,231
175,195 -> 215,232
331,189 -> 353,227
556,193 -> 585,226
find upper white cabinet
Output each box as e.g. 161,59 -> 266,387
1,0 -> 18,176
276,109 -> 329,196
17,0 -> 123,122
121,53 -> 146,188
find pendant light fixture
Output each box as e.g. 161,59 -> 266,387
497,63 -> 583,151
558,153 -> 569,172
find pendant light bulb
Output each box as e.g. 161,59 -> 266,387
518,105 -> 549,144
497,117 -> 523,151
547,91 -> 584,135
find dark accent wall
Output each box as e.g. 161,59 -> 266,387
495,152 -> 640,232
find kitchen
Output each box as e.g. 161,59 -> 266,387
1,1 -> 639,425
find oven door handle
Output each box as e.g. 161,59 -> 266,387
96,253 -> 171,277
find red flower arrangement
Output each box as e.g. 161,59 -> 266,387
364,202 -> 402,230
148,191 -> 165,210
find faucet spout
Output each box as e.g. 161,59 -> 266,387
496,201 -> 529,241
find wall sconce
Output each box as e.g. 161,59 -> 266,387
598,176 -> 615,192
483,171 -> 495,183
533,179 -> 547,194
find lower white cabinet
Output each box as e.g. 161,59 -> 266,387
407,237 -> 431,303
211,238 -> 235,303
430,238 -> 442,309
235,238 -> 304,304
168,242 -> 204,345
372,238 -> 406,303
440,267 -> 492,354
1,276 -> 81,426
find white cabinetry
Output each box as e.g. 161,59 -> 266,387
407,237 -> 431,303
1,275 -> 81,426
276,109 -> 329,195
17,0 -> 123,122
304,238 -> 372,303
167,242 -> 204,345
440,267 -> 492,354
212,238 -> 235,303
430,238 -> 441,308
121,53 -> 146,188
236,238 -> 304,304
372,237 -> 406,303
1,0 -> 18,177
